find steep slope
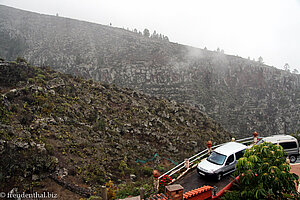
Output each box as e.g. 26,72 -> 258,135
0,60 -> 231,194
0,5 -> 299,137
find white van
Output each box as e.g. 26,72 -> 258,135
197,142 -> 247,181
256,135 -> 299,163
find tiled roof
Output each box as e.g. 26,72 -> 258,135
145,185 -> 213,200
146,193 -> 168,200
183,185 -> 213,200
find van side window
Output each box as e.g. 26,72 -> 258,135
279,142 -> 297,149
235,149 -> 245,160
226,154 -> 234,164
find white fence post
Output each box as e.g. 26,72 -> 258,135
184,158 -> 190,169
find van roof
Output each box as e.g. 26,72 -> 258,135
262,135 -> 297,143
214,142 -> 247,156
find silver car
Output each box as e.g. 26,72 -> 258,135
197,142 -> 247,181
256,135 -> 299,163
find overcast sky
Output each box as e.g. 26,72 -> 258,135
1,0 -> 300,72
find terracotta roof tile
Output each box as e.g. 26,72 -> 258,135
148,185 -> 214,200
197,188 -> 203,193
183,185 -> 213,199
146,193 -> 170,200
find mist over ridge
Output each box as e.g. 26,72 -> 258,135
0,4 -> 299,137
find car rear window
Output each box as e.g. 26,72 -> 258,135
279,142 -> 297,149
235,149 -> 245,160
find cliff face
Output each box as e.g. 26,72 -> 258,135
0,5 -> 299,137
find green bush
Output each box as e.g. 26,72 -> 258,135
0,96 -> 12,124
291,130 -> 300,144
16,57 -> 27,63
87,196 -> 102,200
140,166 -> 153,177
93,119 -> 106,131
116,184 -> 139,199
116,182 -> 153,199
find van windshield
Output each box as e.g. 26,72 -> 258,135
207,151 -> 227,165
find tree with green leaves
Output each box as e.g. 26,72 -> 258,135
291,130 -> 300,145
258,56 -> 264,64
222,142 -> 299,200
284,63 -> 290,72
292,69 -> 299,74
151,30 -> 158,39
143,29 -> 150,37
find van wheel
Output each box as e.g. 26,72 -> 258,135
216,173 -> 222,181
289,155 -> 297,163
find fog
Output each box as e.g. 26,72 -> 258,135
1,0 -> 300,72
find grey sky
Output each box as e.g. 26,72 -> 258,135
1,0 -> 300,72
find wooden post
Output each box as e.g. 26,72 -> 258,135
140,187 -> 145,200
101,185 -> 107,200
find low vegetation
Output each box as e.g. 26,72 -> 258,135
0,59 -> 231,198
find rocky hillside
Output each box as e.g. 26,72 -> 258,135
0,60 -> 231,195
0,5 -> 299,137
